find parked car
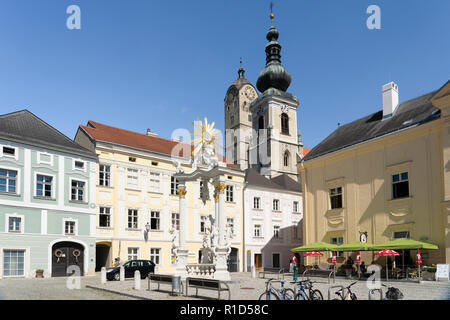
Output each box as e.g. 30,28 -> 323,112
106,260 -> 155,281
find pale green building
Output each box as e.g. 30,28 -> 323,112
0,110 -> 97,278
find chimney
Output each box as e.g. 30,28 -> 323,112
146,128 -> 158,137
382,82 -> 399,118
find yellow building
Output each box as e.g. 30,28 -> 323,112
74,121 -> 245,273
298,81 -> 450,267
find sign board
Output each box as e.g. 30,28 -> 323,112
436,264 -> 450,281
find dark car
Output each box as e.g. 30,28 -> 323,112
106,260 -> 155,281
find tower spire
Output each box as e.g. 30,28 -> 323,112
256,1 -> 292,93
238,57 -> 245,79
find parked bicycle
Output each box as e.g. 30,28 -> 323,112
332,281 -> 358,300
292,280 -> 323,300
259,279 -> 295,300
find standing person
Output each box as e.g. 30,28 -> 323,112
346,256 -> 354,279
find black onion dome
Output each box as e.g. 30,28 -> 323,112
256,21 -> 292,93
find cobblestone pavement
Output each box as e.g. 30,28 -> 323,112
0,274 -> 135,300
87,272 -> 450,300
1,272 -> 449,300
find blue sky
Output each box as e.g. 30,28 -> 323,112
0,0 -> 449,151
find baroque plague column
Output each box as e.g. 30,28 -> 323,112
173,118 -> 243,280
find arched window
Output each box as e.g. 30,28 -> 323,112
281,113 -> 289,135
283,151 -> 290,167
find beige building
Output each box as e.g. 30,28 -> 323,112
299,80 -> 450,266
74,121 -> 245,273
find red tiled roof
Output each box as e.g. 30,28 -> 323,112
303,147 -> 311,157
79,121 -> 240,170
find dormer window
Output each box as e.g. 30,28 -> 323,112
3,147 -> 15,156
74,161 -> 84,169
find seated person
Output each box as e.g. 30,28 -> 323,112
360,261 -> 367,274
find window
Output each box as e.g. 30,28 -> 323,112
2,147 -> 15,156
128,209 -> 138,229
329,187 -> 343,209
200,216 -> 207,233
293,201 -> 299,213
127,248 -> 139,260
170,176 -> 179,195
254,224 -> 261,238
150,211 -> 160,231
283,151 -> 290,167
65,220 -> 76,235
99,207 -> 111,228
393,231 -> 410,239
331,237 -> 344,257
253,197 -> 261,209
129,157 -> 136,162
99,164 -> 111,187
71,180 -> 85,202
392,172 -> 409,199
36,174 -> 53,198
3,250 -> 25,277
281,113 -> 289,135
273,199 -> 280,211
8,217 -> 21,232
273,225 -> 280,238
171,212 -> 180,231
199,181 -> 205,199
227,218 -> 234,235
127,169 -> 139,189
74,161 -> 84,169
0,169 -> 17,194
150,248 -> 161,265
226,185 -> 234,202
148,172 -> 160,193
233,137 -> 238,164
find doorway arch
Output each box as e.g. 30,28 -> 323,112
49,240 -> 86,277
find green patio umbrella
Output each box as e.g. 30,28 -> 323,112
371,238 -> 438,250
337,241 -> 376,252
291,242 -> 340,252
372,239 -> 438,281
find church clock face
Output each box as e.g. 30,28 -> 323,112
244,86 -> 256,100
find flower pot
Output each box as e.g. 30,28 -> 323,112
35,270 -> 44,278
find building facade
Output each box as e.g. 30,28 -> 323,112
299,81 -> 450,266
0,110 -> 97,278
243,168 -> 303,271
75,121 -> 246,273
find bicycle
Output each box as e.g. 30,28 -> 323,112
333,281 -> 358,300
259,279 -> 295,300
292,280 -> 323,300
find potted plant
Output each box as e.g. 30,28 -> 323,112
35,269 -> 44,278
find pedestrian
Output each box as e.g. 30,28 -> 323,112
346,256 -> 354,279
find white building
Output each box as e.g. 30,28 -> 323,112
243,168 -> 303,271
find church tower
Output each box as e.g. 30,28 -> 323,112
224,61 -> 258,170
249,8 -> 302,181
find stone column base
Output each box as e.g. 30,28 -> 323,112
175,248 -> 188,277
213,247 -> 230,281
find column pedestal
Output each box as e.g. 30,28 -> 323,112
175,248 -> 188,278
213,247 -> 230,281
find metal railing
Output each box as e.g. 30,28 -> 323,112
327,285 -> 344,300
302,268 -> 335,284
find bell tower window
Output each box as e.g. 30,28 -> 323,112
283,151 -> 290,167
281,113 -> 289,135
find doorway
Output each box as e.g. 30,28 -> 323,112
272,253 -> 280,268
96,243 -> 111,271
254,254 -> 262,270
51,241 -> 84,277
227,248 -> 239,272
